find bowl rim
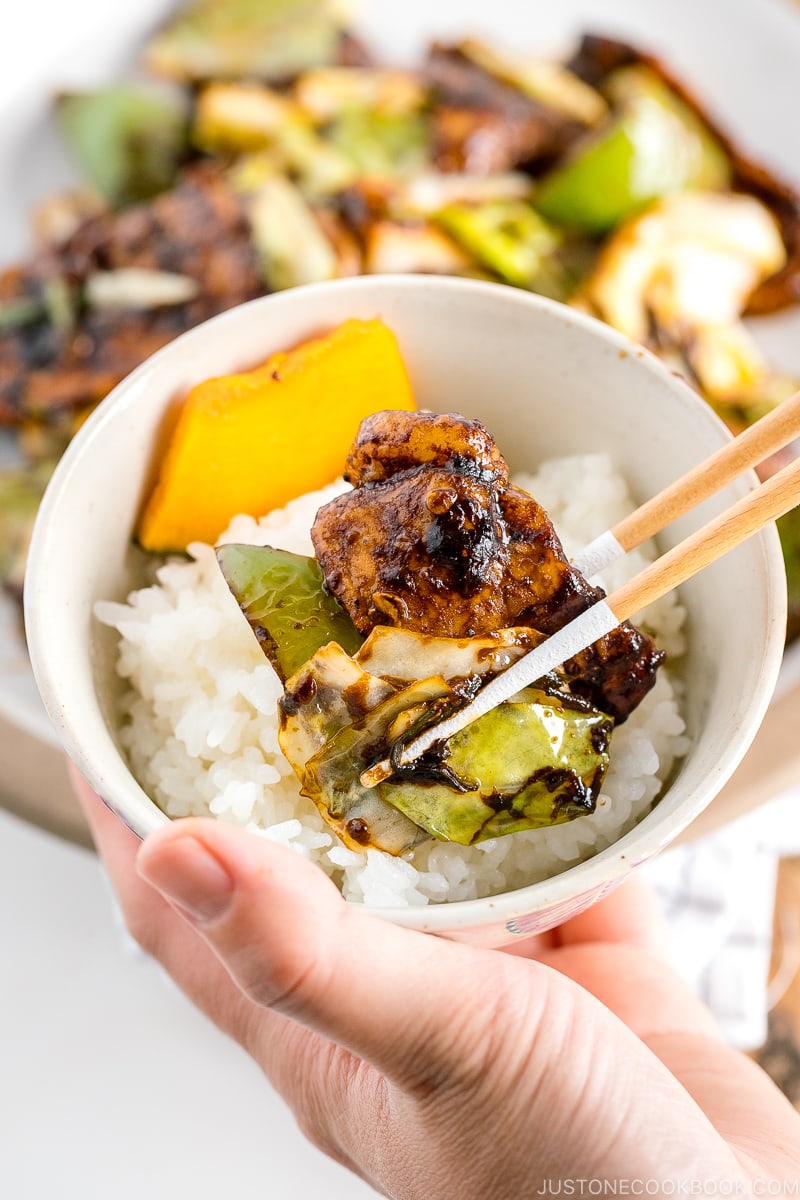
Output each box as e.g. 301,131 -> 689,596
24,274 -> 788,933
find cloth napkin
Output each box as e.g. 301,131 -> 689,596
644,787 -> 800,1050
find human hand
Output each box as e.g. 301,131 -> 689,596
72,768 -> 800,1198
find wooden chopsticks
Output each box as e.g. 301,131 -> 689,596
574,387 -> 800,577
605,452 -> 800,623
361,397 -> 800,787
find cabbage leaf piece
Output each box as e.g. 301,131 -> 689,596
379,686 -> 611,844
277,626 -> 612,854
296,674 -> 455,854
216,544 -> 362,683
279,644 -> 431,854
304,681 -> 611,848
216,553 -> 614,855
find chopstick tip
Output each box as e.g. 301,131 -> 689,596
360,758 -> 393,789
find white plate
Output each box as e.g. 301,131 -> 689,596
3,0 -> 800,747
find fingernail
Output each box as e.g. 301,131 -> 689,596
138,835 -> 234,923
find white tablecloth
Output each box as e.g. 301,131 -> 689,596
0,807 -> 380,1200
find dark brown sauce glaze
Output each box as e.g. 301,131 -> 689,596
388,737 -> 476,793
483,766 -> 596,817
312,411 -> 663,723
345,817 -> 372,845
590,720 -> 614,755
342,677 -> 379,723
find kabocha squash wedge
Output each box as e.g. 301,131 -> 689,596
137,318 -> 416,550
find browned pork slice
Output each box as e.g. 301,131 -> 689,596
0,163 -> 265,425
311,410 -> 664,721
344,409 -> 508,485
425,44 -> 583,174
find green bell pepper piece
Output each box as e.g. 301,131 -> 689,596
216,543 -> 362,683
537,65 -> 730,233
381,687 -> 611,844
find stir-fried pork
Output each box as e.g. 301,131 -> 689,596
0,164 -> 264,424
311,411 -> 663,721
425,45 -> 583,174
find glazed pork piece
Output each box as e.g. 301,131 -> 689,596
425,44 -> 583,174
311,410 -> 664,722
344,407 -> 509,484
0,164 -> 264,424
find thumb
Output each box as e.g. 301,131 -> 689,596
137,820 -> 752,1187
136,818 -> 508,1092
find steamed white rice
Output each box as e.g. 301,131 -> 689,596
96,454 -> 689,907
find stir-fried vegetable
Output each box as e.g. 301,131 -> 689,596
327,109 -> 431,178
274,622 -> 611,853
577,192 -> 791,422
216,544 -> 362,681
301,678 -> 608,850
580,192 -> 785,343
376,686 -> 610,844
145,0 -> 348,84
290,672 -> 454,853
56,85 -> 189,206
246,176 -> 340,287
84,269 -> 200,310
362,221 -> 474,276
0,459 -> 58,601
778,510 -> 800,642
3,14 -> 800,640
295,67 -> 428,122
193,83 -> 355,195
537,66 -> 730,232
436,199 -> 562,290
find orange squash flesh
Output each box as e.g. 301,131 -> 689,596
137,318 -> 416,551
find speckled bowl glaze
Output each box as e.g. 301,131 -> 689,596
25,276 -> 786,947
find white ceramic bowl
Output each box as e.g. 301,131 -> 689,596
25,276 -> 786,947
